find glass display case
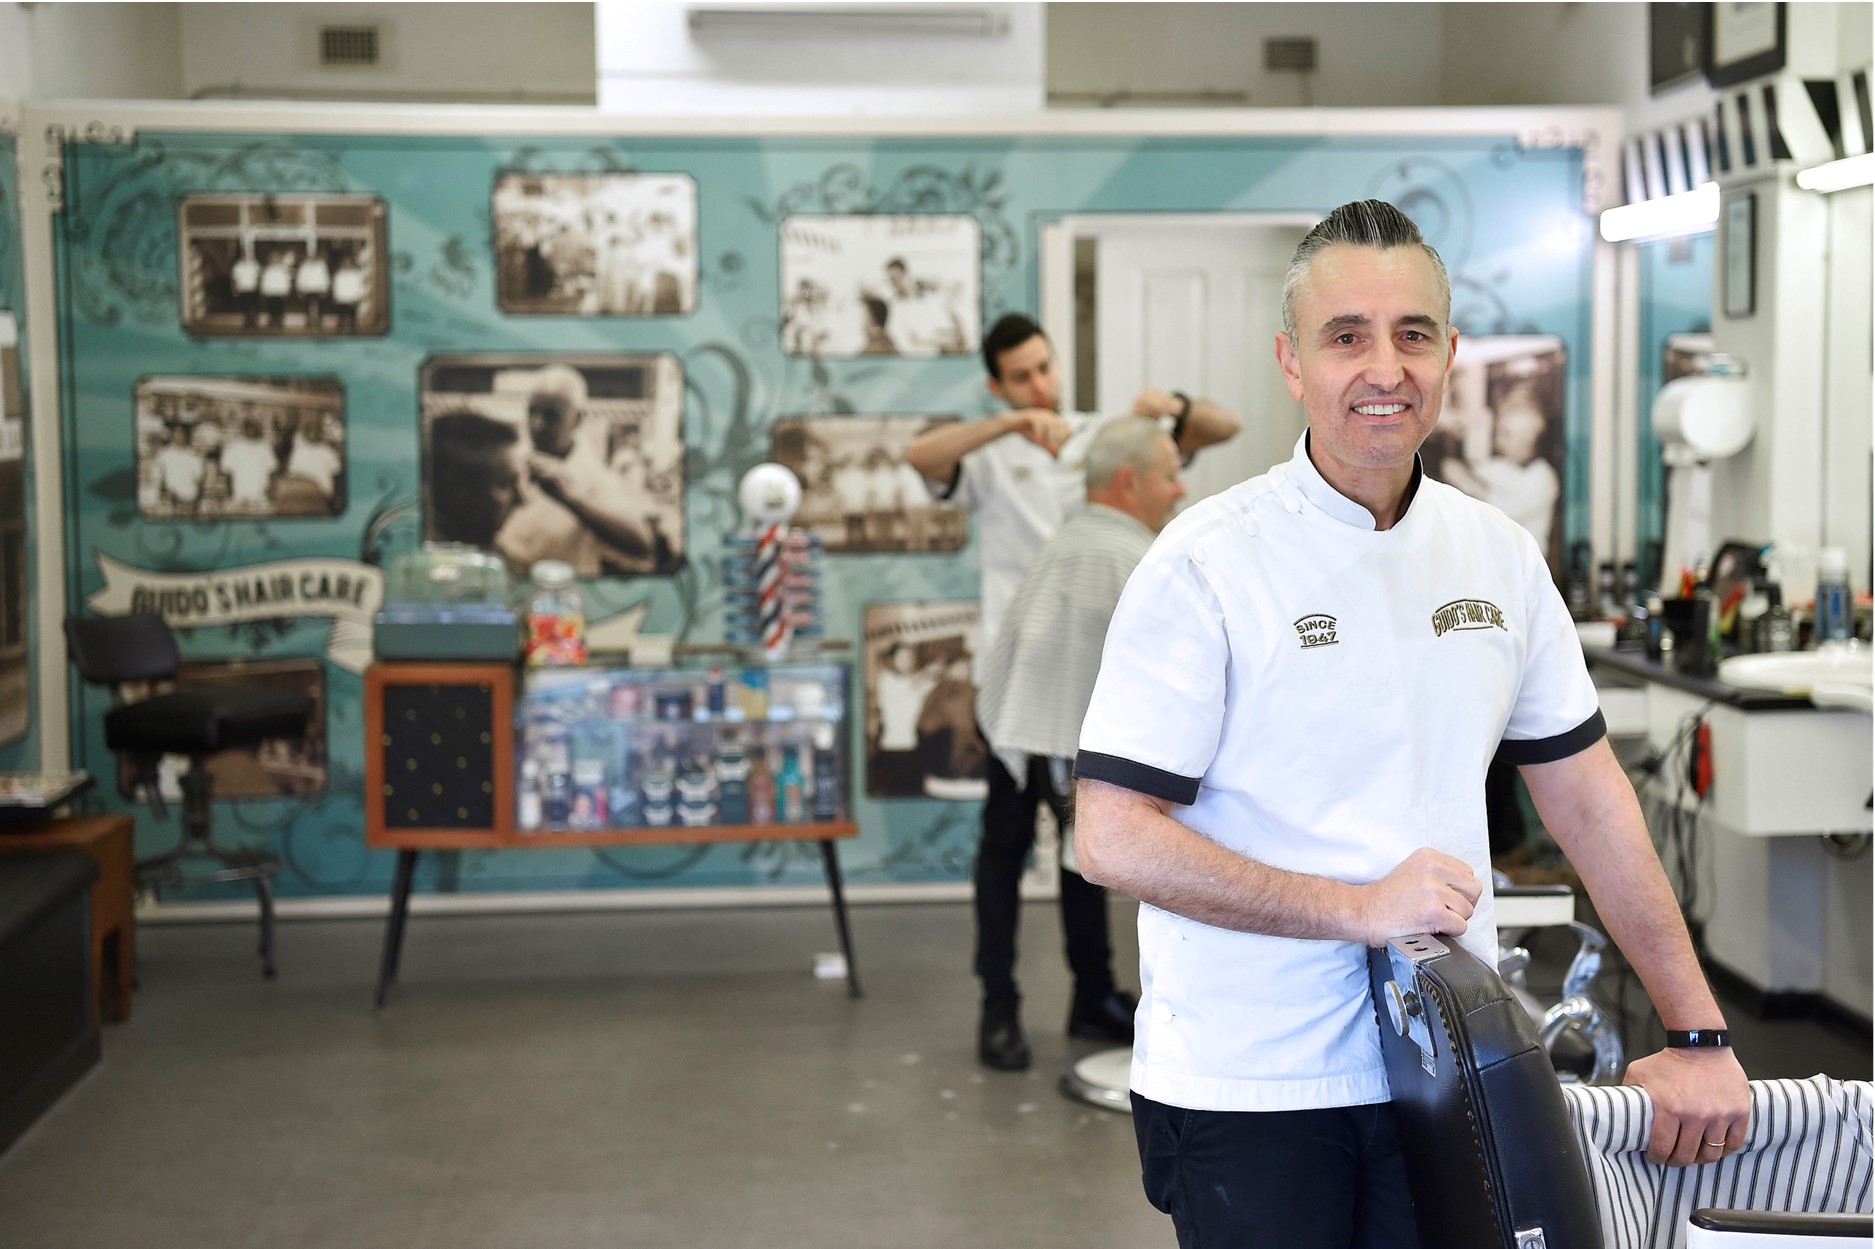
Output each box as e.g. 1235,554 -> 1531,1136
514,659 -> 850,834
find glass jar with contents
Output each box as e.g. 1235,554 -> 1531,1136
525,560 -> 586,666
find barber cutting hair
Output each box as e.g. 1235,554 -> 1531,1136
1074,199 -> 1749,1248
907,313 -> 1239,1071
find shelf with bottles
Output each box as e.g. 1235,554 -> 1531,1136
515,660 -> 852,839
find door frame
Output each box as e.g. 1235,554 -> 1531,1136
1039,212 -> 1322,414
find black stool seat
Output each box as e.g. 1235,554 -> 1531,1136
104,687 -> 312,756
66,611 -> 309,980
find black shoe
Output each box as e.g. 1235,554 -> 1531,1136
1068,990 -> 1138,1043
978,999 -> 1031,1071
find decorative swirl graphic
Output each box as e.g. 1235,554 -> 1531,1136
1365,156 -> 1475,274
754,162 -> 1020,291
501,145 -> 635,177
875,807 -> 979,877
592,843 -> 714,880
739,838 -> 824,882
61,139 -> 352,327
391,235 -> 479,303
701,249 -> 746,298
1450,275 -> 1540,338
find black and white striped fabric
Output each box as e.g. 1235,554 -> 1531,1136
1562,1076 -> 1874,1249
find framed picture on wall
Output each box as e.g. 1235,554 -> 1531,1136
178,194 -> 389,337
492,172 -> 698,317
1425,336 -> 1569,584
0,313 -> 24,748
861,601 -> 987,800
1706,2 -> 1785,88
134,376 -> 347,521
770,415 -> 968,554
779,215 -> 981,358
418,353 -> 686,579
1650,4 -> 1711,94
1723,192 -> 1756,318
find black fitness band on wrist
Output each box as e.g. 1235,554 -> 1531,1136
1666,1028 -> 1731,1049
1170,391 -> 1192,444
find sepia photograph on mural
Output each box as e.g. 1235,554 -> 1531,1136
0,315 -> 24,747
1425,335 -> 1568,580
178,193 -> 389,337
420,353 -> 686,579
493,172 -> 698,316
113,658 -> 327,801
135,376 -> 347,520
862,601 -> 987,800
779,214 -> 980,358
770,415 -> 968,554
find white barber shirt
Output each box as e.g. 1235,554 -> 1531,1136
938,410 -> 1123,663
1076,432 -> 1604,1114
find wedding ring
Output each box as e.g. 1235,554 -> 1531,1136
1703,1139 -> 1726,1148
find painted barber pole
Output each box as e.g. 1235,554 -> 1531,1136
755,520 -> 788,656
730,464 -> 822,658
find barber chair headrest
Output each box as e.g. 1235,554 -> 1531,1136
1369,934 -> 1604,1249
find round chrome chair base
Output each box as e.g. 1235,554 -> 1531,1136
1059,1046 -> 1133,1113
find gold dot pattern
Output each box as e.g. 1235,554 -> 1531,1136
381,683 -> 497,829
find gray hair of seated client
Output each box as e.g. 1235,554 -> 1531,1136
1084,417 -> 1172,492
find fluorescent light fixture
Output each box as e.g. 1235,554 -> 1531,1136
687,5 -> 1008,38
1598,182 -> 1720,243
1795,153 -> 1875,193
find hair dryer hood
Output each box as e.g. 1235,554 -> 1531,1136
1653,371 -> 1754,459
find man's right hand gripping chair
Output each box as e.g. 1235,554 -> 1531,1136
66,613 -> 312,978
1370,935 -> 1873,1249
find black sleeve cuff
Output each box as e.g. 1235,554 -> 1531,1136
932,460 -> 962,500
1495,709 -> 1607,765
1074,750 -> 1202,806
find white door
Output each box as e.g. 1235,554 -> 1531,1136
1077,219 -> 1311,507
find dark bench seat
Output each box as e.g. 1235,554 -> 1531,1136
0,851 -> 100,1154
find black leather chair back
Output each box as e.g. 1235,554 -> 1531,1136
64,613 -> 181,686
1369,934 -> 1605,1249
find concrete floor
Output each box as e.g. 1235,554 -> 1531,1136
0,899 -> 1162,1249
0,899 -> 1866,1249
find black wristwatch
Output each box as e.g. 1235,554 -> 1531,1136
1170,391 -> 1192,445
1666,1028 -> 1731,1049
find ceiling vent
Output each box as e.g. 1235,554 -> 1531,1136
1263,37 -> 1317,72
319,24 -> 382,67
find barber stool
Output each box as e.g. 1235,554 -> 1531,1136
1060,1046 -> 1131,1112
1370,935 -> 1873,1248
65,614 -> 311,979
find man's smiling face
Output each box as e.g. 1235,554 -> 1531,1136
1275,243 -> 1458,477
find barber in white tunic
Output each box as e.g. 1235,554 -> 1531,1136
1074,200 -> 1749,1249
905,312 -> 1239,1072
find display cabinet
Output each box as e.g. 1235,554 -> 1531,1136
363,656 -> 860,1006
514,660 -> 852,839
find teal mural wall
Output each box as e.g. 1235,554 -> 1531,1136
0,128 -> 40,773
50,127 -> 1594,899
1635,233 -> 1715,577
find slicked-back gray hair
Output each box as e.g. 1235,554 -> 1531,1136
1084,417 -> 1172,491
1281,200 -> 1451,341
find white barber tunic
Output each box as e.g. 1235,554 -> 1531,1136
1076,432 -> 1605,1114
938,410 -> 1122,664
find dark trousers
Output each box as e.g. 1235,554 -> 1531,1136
1133,1093 -> 1421,1249
972,748 -> 1115,1007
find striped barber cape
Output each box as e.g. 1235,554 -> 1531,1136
1561,1075 -> 1874,1249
